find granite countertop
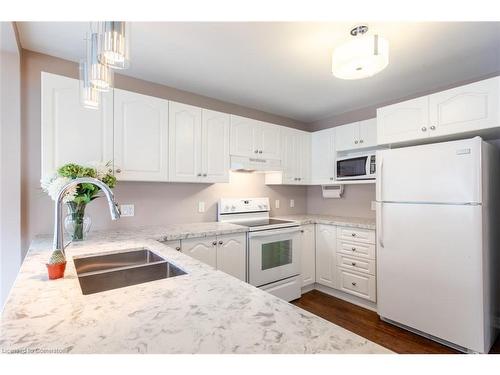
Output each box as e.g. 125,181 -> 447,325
274,214 -> 376,230
0,223 -> 389,354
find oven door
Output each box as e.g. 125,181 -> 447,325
248,227 -> 301,287
336,156 -> 370,180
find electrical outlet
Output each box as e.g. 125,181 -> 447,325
198,201 -> 205,213
120,204 -> 135,217
290,199 -> 295,208
275,199 -> 280,209
371,201 -> 376,211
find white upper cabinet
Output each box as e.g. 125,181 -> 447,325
230,115 -> 281,160
335,118 -> 377,152
311,128 -> 336,184
377,76 -> 500,145
168,102 -> 202,183
41,72 -> 113,178
201,109 -> 230,183
169,104 -> 229,183
377,96 -> 429,145
280,128 -> 310,184
429,77 -> 500,136
113,89 -> 170,181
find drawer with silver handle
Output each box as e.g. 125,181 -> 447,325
335,267 -> 376,302
336,254 -> 375,275
337,226 -> 375,244
337,240 -> 375,259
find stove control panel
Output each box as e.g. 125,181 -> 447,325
218,198 -> 270,215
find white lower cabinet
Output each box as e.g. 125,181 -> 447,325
300,224 -> 316,287
335,268 -> 376,302
181,236 -> 217,268
180,234 -> 246,281
215,233 -> 246,281
314,224 -> 337,288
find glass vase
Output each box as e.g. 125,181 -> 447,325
64,202 -> 92,241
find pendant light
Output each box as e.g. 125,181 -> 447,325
332,25 -> 389,80
97,22 -> 130,69
88,31 -> 113,91
79,36 -> 100,110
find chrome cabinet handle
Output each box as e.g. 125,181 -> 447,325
218,241 -> 223,245
175,246 -> 181,251
254,150 -> 258,154
330,177 -> 334,180
115,168 -> 121,173
108,168 -> 113,173
212,241 -> 217,246
421,126 -> 427,132
359,139 -> 364,144
430,125 -> 436,130
351,262 -> 356,266
354,140 -> 359,144
351,282 -> 357,286
258,150 -> 263,154
351,247 -> 356,251
202,173 -> 207,177
197,173 -> 202,176
351,233 -> 356,237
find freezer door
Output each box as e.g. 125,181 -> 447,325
376,137 -> 482,203
376,202 -> 486,352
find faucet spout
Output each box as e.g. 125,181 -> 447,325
53,177 -> 120,254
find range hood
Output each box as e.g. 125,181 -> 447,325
230,156 -> 281,173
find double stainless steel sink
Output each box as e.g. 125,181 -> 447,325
73,248 -> 187,295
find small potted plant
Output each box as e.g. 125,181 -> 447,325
46,249 -> 67,280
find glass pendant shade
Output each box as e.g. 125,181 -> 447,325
79,59 -> 100,110
88,32 -> 113,91
98,22 -> 130,69
332,34 -> 389,80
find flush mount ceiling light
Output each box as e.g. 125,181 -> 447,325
332,25 -> 389,80
97,22 -> 130,70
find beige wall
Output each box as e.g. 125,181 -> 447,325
20,50 -> 308,254
306,184 -> 376,219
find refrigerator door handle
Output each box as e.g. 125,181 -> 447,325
377,202 -> 384,248
376,154 -> 383,201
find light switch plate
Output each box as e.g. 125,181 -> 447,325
371,201 -> 376,211
275,199 -> 280,209
120,204 -> 135,217
290,199 -> 295,208
198,201 -> 205,213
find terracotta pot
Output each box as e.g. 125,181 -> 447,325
46,261 -> 67,280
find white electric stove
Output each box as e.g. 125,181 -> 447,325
218,198 -> 302,302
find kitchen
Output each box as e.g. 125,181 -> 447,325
1,5 -> 500,372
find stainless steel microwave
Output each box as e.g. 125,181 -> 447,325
336,153 -> 376,180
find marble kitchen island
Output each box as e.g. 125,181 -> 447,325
0,225 -> 390,354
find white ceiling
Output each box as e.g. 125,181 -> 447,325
17,22 -> 500,123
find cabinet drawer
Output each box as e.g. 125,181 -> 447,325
336,268 -> 376,302
337,226 -> 375,244
336,254 -> 375,275
337,240 -> 375,259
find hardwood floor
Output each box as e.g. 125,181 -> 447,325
292,290 -> 500,354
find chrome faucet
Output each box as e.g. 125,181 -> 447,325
53,177 -> 120,254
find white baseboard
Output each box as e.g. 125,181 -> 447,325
303,283 -> 378,312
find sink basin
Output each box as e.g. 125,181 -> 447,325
73,248 -> 187,295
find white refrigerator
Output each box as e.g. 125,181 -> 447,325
376,137 -> 499,353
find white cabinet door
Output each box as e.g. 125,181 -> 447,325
281,128 -> 300,184
298,132 -> 311,184
311,128 -> 336,184
300,224 -> 316,287
216,233 -> 246,281
259,122 -> 281,160
41,72 -> 113,178
377,96 -> 429,145
315,224 -> 337,288
168,101 -> 202,182
114,88 -> 169,181
230,115 -> 258,157
358,118 -> 377,148
201,109 -> 230,183
430,76 -> 500,137
335,122 -> 359,151
181,236 -> 217,268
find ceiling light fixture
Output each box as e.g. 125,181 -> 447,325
98,22 -> 130,70
332,25 -> 389,80
88,31 -> 113,91
79,58 -> 100,110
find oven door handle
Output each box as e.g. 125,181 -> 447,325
248,227 -> 302,238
